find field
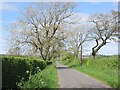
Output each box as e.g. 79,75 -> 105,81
61,54 -> 118,88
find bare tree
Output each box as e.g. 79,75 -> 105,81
89,11 -> 119,58
8,47 -> 21,56
8,2 -> 76,60
7,28 -> 22,55
68,25 -> 91,66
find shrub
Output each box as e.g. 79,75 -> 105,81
17,72 -> 47,89
1,55 -> 50,89
61,53 -> 75,65
17,63 -> 59,89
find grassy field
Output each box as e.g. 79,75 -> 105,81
61,55 -> 118,88
18,63 -> 59,89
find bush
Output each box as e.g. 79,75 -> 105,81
17,72 -> 47,89
1,55 -> 50,89
61,53 -> 75,65
17,63 -> 59,89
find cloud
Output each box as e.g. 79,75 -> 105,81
0,18 -> 16,25
70,12 -> 89,24
0,2 -> 18,12
0,29 -> 8,54
0,29 -> 4,54
0,19 -> 2,23
98,42 -> 118,55
112,2 -> 118,6
77,13 -> 89,22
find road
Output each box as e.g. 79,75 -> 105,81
56,61 -> 111,88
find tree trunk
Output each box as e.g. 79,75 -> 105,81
80,44 -> 82,66
92,40 -> 106,59
80,33 -> 82,66
92,50 -> 96,59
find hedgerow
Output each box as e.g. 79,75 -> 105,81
1,55 -> 53,89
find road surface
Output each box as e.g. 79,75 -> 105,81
56,61 -> 111,88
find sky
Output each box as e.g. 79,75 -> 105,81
0,1 -> 119,55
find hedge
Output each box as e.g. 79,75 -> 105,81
1,55 -> 53,89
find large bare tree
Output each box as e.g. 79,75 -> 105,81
89,11 -> 119,58
8,2 -> 76,60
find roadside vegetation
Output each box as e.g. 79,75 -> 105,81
61,53 -> 118,88
1,55 -> 58,89
18,63 -> 59,89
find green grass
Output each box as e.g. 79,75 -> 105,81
18,63 -> 59,89
41,63 -> 59,88
61,55 -> 118,88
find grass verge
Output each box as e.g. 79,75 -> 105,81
18,63 -> 59,89
61,55 -> 118,88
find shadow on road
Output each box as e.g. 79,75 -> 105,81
69,64 -> 80,68
57,67 -> 70,69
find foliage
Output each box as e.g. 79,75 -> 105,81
1,55 -> 53,89
17,63 -> 59,89
62,55 -> 118,88
61,52 -> 75,64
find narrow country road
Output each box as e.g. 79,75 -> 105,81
56,61 -> 111,88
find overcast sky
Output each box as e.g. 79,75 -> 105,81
0,1 -> 118,55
